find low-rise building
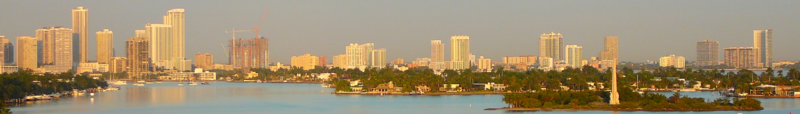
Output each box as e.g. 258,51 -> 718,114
371,81 -> 402,93
439,84 -> 462,92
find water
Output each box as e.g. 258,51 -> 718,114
9,82 -> 800,114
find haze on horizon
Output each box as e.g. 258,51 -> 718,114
1,0 -> 798,64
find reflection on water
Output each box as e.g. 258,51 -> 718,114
8,82 -> 800,114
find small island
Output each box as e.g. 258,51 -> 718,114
493,89 -> 763,111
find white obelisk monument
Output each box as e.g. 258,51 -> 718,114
609,59 -> 620,105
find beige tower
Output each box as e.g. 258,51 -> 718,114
431,40 -> 445,70
97,29 -> 113,64
17,36 -> 38,71
696,39 -> 719,66
194,53 -> 213,70
565,45 -> 583,68
371,48 -> 386,68
540,32 -> 563,61
126,37 -> 149,79
600,36 -> 618,61
450,35 -> 470,70
72,6 -> 88,62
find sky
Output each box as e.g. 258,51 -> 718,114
0,0 -> 798,64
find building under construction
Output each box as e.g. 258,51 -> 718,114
229,37 -> 269,69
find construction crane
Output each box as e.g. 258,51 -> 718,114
254,9 -> 268,38
225,29 -> 252,69
221,43 -> 229,58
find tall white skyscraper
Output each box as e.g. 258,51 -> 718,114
345,43 -> 374,69
72,7 -> 88,63
146,23 -> 173,69
754,29 -> 772,68
565,45 -> 583,68
450,35 -> 470,70
540,32 -> 564,62
164,8 -> 187,71
372,48 -> 386,68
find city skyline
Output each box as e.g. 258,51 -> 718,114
1,1 -> 799,64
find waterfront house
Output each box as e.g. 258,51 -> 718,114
439,84 -> 462,92
371,81 -> 402,93
350,80 -> 363,92
415,85 -> 431,92
471,82 -> 507,91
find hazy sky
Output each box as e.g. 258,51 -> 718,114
1,0 -> 798,64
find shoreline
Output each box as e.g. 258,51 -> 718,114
333,91 -> 508,95
485,107 -> 763,111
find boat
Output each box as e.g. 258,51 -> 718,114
201,82 -> 210,85
25,95 -> 36,101
188,77 -> 198,85
156,81 -> 163,83
113,81 -> 128,85
137,80 -> 145,83
146,82 -> 154,84
106,86 -> 120,91
134,82 -> 144,86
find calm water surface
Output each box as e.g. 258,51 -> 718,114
9,82 -> 799,114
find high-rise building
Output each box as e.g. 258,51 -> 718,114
0,36 -> 4,71
450,35 -> 470,70
318,56 -> 327,67
333,54 -> 347,69
35,26 -> 73,65
502,56 -> 537,66
540,32 -> 564,61
229,38 -> 269,69
372,48 -> 386,68
477,56 -> 491,72
600,36 -> 618,61
565,45 -> 583,68
146,23 -> 173,69
430,40 -> 445,70
109,57 -> 127,73
538,57 -> 554,71
391,58 -> 404,65
126,37 -> 150,79
135,30 -> 146,37
290,53 -> 319,70
659,55 -> 686,68
17,36 -> 37,71
1,36 -> 11,65
72,7 -> 88,63
696,39 -> 719,66
164,9 -> 186,69
51,27 -> 75,73
754,29 -> 772,68
724,47 -> 757,69
97,29 -> 113,64
194,53 -> 213,70
345,43 -> 374,68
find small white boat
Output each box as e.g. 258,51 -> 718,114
90,93 -> 95,97
134,83 -> 144,86
156,81 -> 163,83
113,81 -> 128,85
137,80 -> 145,83
146,82 -> 154,84
188,82 -> 198,86
178,83 -> 184,86
25,96 -> 36,101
